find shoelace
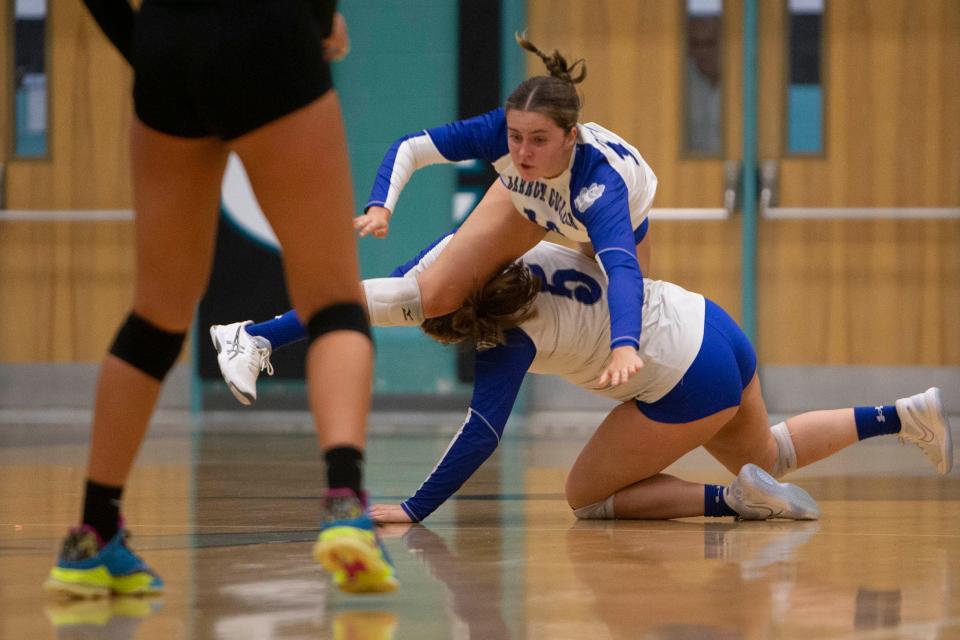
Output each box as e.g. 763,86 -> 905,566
254,346 -> 275,376
226,326 -> 274,376
61,528 -> 102,561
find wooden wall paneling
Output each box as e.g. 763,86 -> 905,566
5,0 -> 132,209
757,0 -> 960,365
757,0 -> 784,160
759,219 -> 960,365
777,0 -> 960,207
0,220 -> 134,361
1,0 -> 136,362
529,0 -> 706,207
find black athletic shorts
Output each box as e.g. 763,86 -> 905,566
133,0 -> 334,140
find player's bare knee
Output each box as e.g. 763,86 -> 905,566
770,421 -> 798,478
134,287 -> 205,330
563,475 -> 583,508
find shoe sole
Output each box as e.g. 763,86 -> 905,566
45,574 -> 163,600
734,464 -> 821,520
44,578 -> 111,599
927,388 -> 953,475
209,326 -> 254,407
313,529 -> 399,594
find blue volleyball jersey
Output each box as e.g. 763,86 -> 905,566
393,236 -> 704,522
366,108 -> 658,351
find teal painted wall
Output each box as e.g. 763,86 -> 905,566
333,1 -> 463,395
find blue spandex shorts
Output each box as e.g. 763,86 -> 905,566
635,299 -> 757,424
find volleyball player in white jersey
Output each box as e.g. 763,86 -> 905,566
211,234 -> 953,523
354,34 -> 657,389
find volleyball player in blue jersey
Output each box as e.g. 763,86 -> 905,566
46,1 -> 396,598
212,235 -> 952,524
353,34 -> 657,390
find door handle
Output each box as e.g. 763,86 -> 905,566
724,159 -> 741,216
760,159 -> 778,217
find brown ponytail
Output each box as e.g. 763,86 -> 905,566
506,33 -> 586,131
421,262 -> 541,351
515,32 -> 587,85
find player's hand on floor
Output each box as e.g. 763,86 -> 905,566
376,522 -> 414,539
354,206 -> 392,238
369,503 -> 413,524
596,345 -> 644,388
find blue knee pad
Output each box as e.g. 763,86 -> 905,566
305,303 -> 372,346
109,312 -> 185,381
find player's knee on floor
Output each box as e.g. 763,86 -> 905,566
109,312 -> 185,381
305,302 -> 372,346
770,421 -> 798,478
572,495 -> 616,520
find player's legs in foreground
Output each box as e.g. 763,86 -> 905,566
47,121 -> 228,598
230,91 -> 396,593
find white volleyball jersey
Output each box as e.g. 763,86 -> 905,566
395,235 -> 705,522
494,122 -> 657,243
401,237 -> 704,404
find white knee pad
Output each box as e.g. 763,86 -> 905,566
770,421 -> 798,478
361,277 -> 423,326
572,494 -> 616,520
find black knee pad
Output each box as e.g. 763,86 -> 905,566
109,312 -> 186,381
305,303 -> 372,346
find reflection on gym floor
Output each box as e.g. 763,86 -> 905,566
1,418 -> 957,639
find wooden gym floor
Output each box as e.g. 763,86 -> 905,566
1,411 -> 957,639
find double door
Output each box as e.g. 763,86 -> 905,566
530,0 -> 959,364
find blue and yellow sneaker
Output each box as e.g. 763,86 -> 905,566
313,489 -> 399,594
44,525 -> 163,598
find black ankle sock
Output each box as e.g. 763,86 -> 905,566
324,446 -> 364,496
82,480 -> 124,543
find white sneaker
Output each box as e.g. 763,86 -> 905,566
724,464 -> 821,521
896,387 -> 953,474
209,321 -> 274,406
